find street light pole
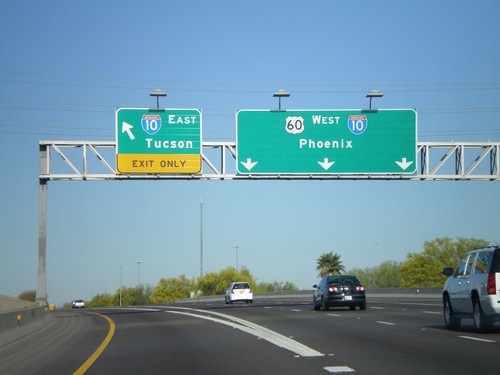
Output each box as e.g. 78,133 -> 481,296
200,199 -> 204,279
234,245 -> 240,272
137,261 -> 142,286
119,266 -> 122,307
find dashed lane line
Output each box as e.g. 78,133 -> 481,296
324,366 -> 356,373
459,336 -> 496,343
376,321 -> 396,326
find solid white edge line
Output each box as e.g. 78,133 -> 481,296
163,307 -> 324,357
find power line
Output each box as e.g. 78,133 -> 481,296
1,69 -> 499,89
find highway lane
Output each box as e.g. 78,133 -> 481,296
0,309 -> 111,374
1,295 -> 500,374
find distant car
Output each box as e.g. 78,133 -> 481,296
313,275 -> 366,311
442,246 -> 500,332
225,282 -> 253,304
71,299 -> 85,309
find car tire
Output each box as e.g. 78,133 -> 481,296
443,296 -> 460,330
321,297 -> 329,311
349,306 -> 356,310
473,299 -> 492,333
360,303 -> 367,311
313,297 -> 320,311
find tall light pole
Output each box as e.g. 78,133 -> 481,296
234,245 -> 240,272
200,199 -> 204,279
119,266 -> 122,307
150,89 -> 166,108
137,261 -> 142,286
273,89 -> 290,110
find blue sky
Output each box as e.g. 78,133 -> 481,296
1,1 -> 499,306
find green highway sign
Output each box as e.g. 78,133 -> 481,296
236,109 -> 417,175
116,108 -> 202,174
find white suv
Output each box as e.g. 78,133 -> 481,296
442,246 -> 500,332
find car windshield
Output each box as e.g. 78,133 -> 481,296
327,276 -> 360,285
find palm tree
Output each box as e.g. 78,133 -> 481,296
316,252 -> 345,277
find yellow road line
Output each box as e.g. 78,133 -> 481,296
73,311 -> 116,375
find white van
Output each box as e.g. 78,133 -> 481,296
442,246 -> 500,332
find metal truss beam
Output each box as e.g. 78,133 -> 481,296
39,140 -> 500,181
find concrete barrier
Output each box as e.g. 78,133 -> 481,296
0,301 -> 53,347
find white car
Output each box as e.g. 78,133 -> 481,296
225,282 -> 253,304
71,299 -> 85,309
442,246 -> 500,332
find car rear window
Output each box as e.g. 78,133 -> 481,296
233,283 -> 250,289
327,276 -> 360,284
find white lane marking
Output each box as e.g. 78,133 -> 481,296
370,307 -> 384,310
291,309 -> 301,312
423,311 -> 441,315
263,307 -> 272,309
459,336 -> 496,343
376,321 -> 396,326
324,366 -> 355,373
327,314 -> 341,317
163,306 -> 324,357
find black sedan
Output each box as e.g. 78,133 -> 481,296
313,275 -> 366,311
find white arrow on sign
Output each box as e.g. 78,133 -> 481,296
122,122 -> 135,140
318,158 -> 335,171
241,158 -> 258,171
395,158 -> 414,170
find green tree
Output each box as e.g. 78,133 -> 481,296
119,285 -> 152,306
197,267 -> 257,296
350,261 -> 402,288
256,281 -> 298,292
316,252 -> 345,277
86,293 -> 116,308
18,290 -> 36,302
400,237 -> 489,287
151,275 -> 194,304
375,260 -> 402,287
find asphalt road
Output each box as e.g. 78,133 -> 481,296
1,295 -> 500,374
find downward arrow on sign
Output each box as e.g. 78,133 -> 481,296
395,158 -> 414,170
318,158 -> 335,171
241,158 -> 258,171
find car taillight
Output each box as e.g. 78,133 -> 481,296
328,286 -> 338,292
355,285 -> 365,292
487,273 -> 496,295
